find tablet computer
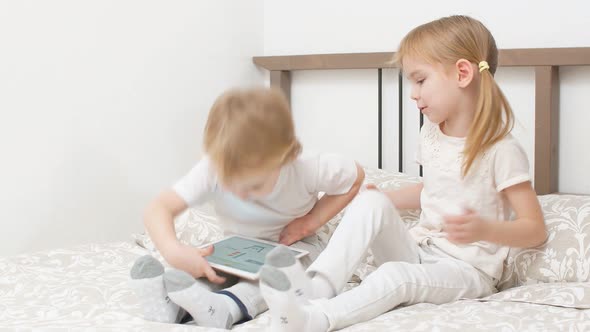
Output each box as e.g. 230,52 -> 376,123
201,235 -> 309,280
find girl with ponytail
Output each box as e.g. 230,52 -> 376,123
259,15 -> 546,332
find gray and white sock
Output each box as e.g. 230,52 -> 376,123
266,245 -> 335,300
129,255 -> 184,323
265,245 -> 311,301
164,269 -> 241,329
259,265 -> 329,332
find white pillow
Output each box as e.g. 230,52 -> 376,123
497,194 -> 590,290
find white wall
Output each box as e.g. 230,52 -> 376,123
264,0 -> 589,54
0,0 -> 264,256
264,0 -> 590,193
2,1 -> 588,257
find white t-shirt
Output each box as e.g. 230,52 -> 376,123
173,153 -> 358,242
410,120 -> 531,280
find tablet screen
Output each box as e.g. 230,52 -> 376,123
205,236 -> 301,274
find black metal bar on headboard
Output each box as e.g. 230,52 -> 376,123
419,113 -> 424,176
258,47 -> 590,194
398,72 -> 403,173
378,69 -> 383,169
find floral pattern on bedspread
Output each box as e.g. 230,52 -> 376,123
336,300 -> 590,332
1,241 -> 589,331
0,241 -> 214,331
498,194 -> 590,290
477,282 -> 590,309
3,167 -> 589,330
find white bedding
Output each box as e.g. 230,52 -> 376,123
2,168 -> 589,330
1,241 -> 589,331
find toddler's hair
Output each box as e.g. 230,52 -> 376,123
203,87 -> 301,184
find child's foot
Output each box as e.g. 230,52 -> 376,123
266,245 -> 335,300
164,269 -> 240,329
259,265 -> 329,332
129,255 -> 185,323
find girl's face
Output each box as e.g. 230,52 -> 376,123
403,57 -> 463,125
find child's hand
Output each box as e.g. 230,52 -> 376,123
443,209 -> 489,244
168,244 -> 226,284
279,213 -> 317,246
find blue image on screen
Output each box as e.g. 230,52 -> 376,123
205,237 -> 299,274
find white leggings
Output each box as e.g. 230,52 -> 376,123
307,190 -> 496,331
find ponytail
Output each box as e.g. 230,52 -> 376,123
462,68 -> 514,176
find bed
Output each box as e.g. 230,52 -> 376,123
2,47 -> 590,331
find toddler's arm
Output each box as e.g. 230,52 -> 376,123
144,189 -> 225,283
278,163 -> 365,245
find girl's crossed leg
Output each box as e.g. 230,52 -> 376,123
260,190 -> 495,331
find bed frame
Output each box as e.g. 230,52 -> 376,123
253,47 -> 590,195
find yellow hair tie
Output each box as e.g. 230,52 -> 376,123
478,61 -> 490,73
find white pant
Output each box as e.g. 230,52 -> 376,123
307,190 -> 496,331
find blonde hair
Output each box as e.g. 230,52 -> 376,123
203,87 -> 301,184
395,15 -> 514,176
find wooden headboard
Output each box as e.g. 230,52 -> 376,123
253,47 -> 590,195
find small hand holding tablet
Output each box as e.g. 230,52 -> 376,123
200,235 -> 308,280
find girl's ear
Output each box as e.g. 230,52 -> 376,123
455,59 -> 474,88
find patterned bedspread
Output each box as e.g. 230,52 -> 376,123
1,241 -> 589,331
